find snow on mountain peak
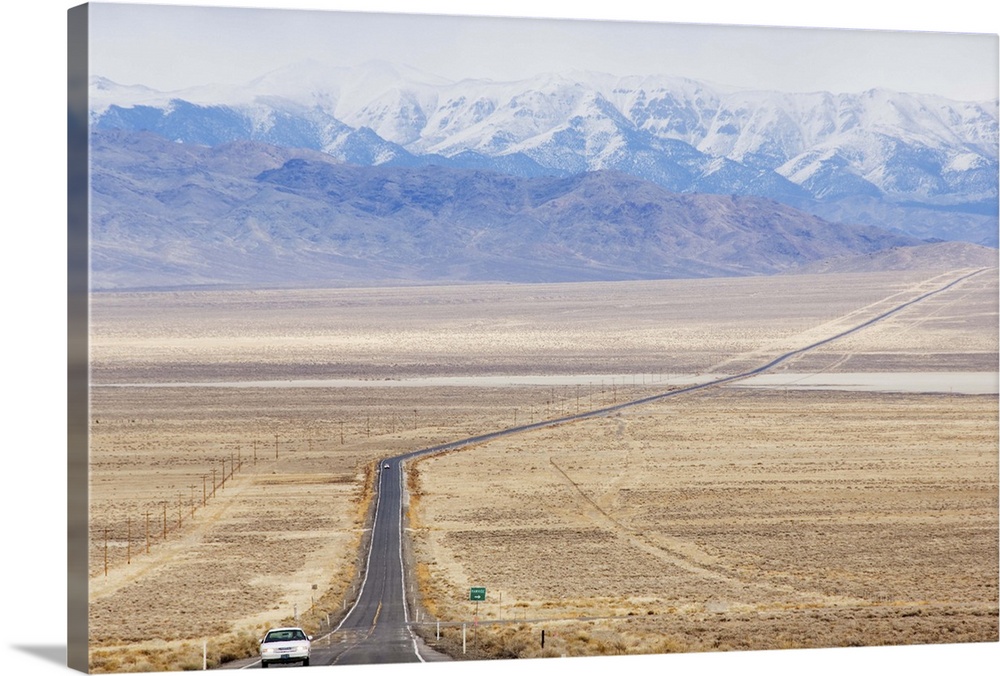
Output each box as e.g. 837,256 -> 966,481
89,61 -> 998,216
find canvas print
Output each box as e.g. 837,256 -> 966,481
68,2 -> 999,674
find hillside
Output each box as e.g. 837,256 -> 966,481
90,63 -> 999,246
795,241 -> 998,274
90,129 -> 926,290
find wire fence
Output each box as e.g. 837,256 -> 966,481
89,378 -> 672,578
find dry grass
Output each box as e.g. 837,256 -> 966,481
409,389 -> 998,658
85,268 -> 998,670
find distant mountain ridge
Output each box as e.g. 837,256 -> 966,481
90,129 -> 931,290
90,61 -> 999,245
795,240 -> 998,274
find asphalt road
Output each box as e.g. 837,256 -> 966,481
231,268 -> 985,669
231,461 -> 443,669
320,461 -> 437,665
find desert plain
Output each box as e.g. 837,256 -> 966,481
84,268 -> 998,671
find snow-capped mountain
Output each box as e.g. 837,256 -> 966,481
89,61 -> 999,245
88,128 -> 928,290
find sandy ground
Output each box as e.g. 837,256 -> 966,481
89,270 -> 998,384
84,268 -> 998,671
408,389 -> 997,657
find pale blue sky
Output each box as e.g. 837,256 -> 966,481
88,0 -> 999,101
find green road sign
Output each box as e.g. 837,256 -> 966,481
470,587 -> 486,601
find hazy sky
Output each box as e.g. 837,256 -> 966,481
88,0 -> 999,101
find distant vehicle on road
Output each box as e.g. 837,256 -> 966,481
259,627 -> 311,668
383,463 -> 390,469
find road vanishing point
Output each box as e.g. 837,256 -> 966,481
232,268 -> 987,668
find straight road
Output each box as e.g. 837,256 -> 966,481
318,460 -> 435,665
234,267 -> 987,668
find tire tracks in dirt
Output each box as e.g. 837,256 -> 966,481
89,465 -> 271,602
539,267 -> 990,612
548,458 -> 867,609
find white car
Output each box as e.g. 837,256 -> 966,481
259,626 -> 311,668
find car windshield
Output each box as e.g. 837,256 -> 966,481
264,630 -> 306,643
